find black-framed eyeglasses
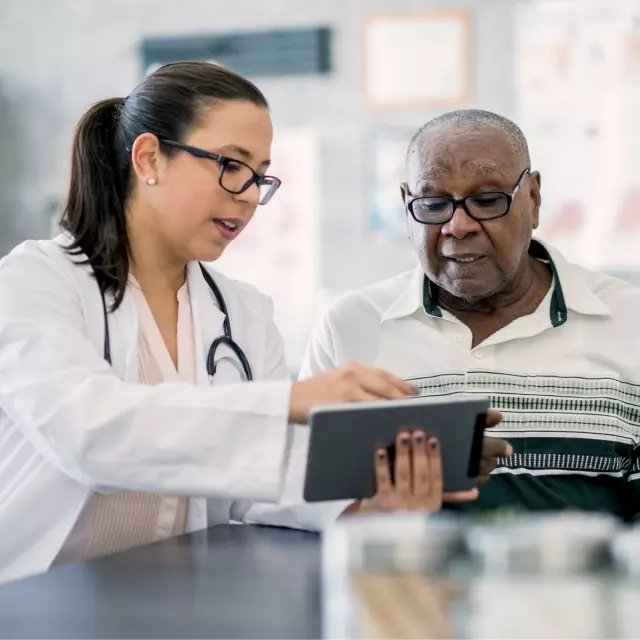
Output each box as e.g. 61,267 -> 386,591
405,167 -> 531,225
159,139 -> 281,205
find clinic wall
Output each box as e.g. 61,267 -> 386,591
0,0 -> 517,283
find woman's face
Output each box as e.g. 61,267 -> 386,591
130,100 -> 274,264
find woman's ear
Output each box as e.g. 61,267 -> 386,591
130,133 -> 163,186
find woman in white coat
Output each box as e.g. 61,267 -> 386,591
0,62 -> 451,583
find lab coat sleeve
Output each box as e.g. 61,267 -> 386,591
232,306 -> 352,530
0,247 -> 293,502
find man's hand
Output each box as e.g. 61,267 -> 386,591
477,409 -> 512,486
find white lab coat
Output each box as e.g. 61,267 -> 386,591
0,235 -> 319,583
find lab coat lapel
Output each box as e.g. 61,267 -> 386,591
71,253 -> 139,383
186,262 -> 226,387
106,289 -> 140,382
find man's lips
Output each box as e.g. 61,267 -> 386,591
443,254 -> 486,264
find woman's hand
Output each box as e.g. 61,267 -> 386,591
288,362 -> 417,424
340,430 -> 478,517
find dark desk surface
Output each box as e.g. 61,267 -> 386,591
0,526 -> 322,639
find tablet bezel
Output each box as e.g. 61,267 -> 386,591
303,396 -> 489,502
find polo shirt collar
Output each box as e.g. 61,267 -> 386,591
381,239 -> 610,325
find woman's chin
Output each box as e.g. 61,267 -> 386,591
187,235 -> 232,263
183,231 -> 239,263
197,246 -> 226,263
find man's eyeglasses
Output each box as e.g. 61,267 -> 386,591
159,139 -> 281,205
405,167 -> 531,225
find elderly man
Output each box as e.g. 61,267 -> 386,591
300,109 -> 640,520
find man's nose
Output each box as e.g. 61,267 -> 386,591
441,203 -> 482,239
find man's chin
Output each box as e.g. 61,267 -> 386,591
449,289 -> 496,306
436,278 -> 504,308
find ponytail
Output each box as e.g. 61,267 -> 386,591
60,97 -> 131,310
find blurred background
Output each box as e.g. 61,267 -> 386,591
1,0 -> 640,374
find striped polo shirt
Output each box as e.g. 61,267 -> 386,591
299,240 -> 640,520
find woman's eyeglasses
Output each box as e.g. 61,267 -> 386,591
159,139 -> 281,205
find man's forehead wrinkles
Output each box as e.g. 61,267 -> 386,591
418,166 -> 449,182
414,161 -> 504,184
462,161 -> 504,176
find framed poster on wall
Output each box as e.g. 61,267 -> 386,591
515,0 -> 640,270
363,12 -> 472,109
365,128 -> 415,240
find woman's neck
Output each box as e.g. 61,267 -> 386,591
128,217 -> 187,298
130,252 -> 187,299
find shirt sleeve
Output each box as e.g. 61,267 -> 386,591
297,310 -> 339,380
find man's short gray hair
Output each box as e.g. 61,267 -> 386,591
407,109 -> 531,165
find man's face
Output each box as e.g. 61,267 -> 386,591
402,124 -> 541,303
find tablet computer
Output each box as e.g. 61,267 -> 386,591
303,395 -> 489,502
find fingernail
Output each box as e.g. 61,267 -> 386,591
400,435 -> 411,447
376,449 -> 386,459
429,438 -> 438,451
411,385 -> 420,395
505,444 -> 514,456
413,432 -> 424,444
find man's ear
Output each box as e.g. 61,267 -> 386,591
400,183 -> 412,239
400,182 -> 408,203
529,171 -> 542,229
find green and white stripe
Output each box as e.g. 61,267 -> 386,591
409,372 -> 640,519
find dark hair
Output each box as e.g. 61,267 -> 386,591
60,61 -> 269,310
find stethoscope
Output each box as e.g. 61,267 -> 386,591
99,263 -> 253,381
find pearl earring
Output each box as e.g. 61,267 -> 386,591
147,178 -> 157,186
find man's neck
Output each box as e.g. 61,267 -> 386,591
436,256 -> 553,347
